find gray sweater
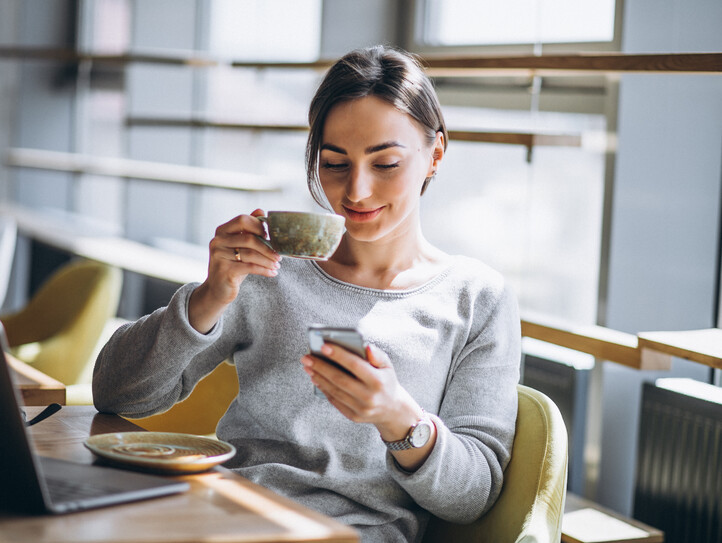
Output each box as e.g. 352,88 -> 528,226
93,256 -> 521,542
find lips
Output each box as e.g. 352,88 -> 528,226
342,205 -> 383,223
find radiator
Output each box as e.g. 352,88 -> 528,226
521,338 -> 592,494
634,379 -> 722,543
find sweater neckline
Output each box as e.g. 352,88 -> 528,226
305,256 -> 459,297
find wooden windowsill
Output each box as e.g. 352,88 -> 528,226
522,312 -> 722,372
520,312 -> 645,370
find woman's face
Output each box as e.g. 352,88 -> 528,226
318,95 -> 443,245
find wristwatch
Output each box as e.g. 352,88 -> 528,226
382,415 -> 433,451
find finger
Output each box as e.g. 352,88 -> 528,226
209,232 -> 277,269
317,343 -> 372,377
309,366 -> 367,417
216,213 -> 267,238
325,393 -> 362,422
366,344 -> 392,369
304,352 -> 368,398
227,239 -> 280,267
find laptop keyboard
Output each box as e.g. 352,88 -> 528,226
45,476 -> 120,502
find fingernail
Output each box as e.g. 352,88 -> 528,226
321,344 -> 332,356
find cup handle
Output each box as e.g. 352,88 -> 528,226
255,216 -> 273,249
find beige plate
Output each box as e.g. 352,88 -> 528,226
84,432 -> 236,474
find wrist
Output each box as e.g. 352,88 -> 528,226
380,409 -> 433,451
188,283 -> 226,334
375,395 -> 425,442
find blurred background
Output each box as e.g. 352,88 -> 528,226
0,0 -> 720,536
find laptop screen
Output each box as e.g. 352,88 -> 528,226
0,348 -> 51,512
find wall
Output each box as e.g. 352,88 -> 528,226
0,0 -> 19,202
319,0 -> 402,58
598,0 -> 722,515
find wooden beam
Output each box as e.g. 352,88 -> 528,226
125,117 -> 309,132
0,46 -> 219,67
2,48 -> 720,75
420,52 -> 722,76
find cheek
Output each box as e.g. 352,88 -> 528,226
318,175 -> 345,207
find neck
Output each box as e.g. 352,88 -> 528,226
320,221 -> 448,290
334,222 -> 427,273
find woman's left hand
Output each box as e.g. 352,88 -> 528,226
301,342 -> 436,470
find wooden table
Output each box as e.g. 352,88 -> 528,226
562,493 -> 663,543
0,406 -> 359,543
638,328 -> 722,370
7,353 -> 66,406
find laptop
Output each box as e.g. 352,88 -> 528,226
0,348 -> 189,514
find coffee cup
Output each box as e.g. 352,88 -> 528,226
257,211 -> 345,260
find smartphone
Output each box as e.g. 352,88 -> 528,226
308,325 -> 367,396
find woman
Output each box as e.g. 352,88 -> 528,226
93,45 -> 520,542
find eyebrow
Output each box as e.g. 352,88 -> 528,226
320,141 -> 407,155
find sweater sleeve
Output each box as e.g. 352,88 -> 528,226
92,283 -> 230,417
386,281 -> 521,523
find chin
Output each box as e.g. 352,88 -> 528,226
343,223 -> 386,243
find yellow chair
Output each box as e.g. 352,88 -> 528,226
1,259 -> 122,403
422,384 -> 568,543
131,359 -> 239,436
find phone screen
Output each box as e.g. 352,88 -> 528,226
308,326 -> 367,395
308,326 -> 367,360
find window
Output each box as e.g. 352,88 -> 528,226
208,0 -> 321,61
422,0 -> 616,47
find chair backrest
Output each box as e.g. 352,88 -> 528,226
2,259 -> 122,385
131,360 -> 239,436
422,384 -> 568,543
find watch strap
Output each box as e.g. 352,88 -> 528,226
382,435 -> 415,451
381,412 -> 430,451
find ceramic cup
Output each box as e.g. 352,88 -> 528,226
257,211 -> 345,260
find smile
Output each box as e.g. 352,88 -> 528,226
343,206 -> 384,223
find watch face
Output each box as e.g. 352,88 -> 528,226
410,421 -> 432,448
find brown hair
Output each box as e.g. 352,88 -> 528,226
305,45 -> 448,208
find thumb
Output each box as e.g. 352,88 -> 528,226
366,344 -> 391,369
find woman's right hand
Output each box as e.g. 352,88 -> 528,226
189,209 -> 281,333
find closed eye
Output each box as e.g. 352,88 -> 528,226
321,162 -> 348,171
375,163 -> 400,170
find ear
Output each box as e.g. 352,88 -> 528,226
427,131 -> 445,177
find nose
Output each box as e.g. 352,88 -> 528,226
345,166 -> 373,203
